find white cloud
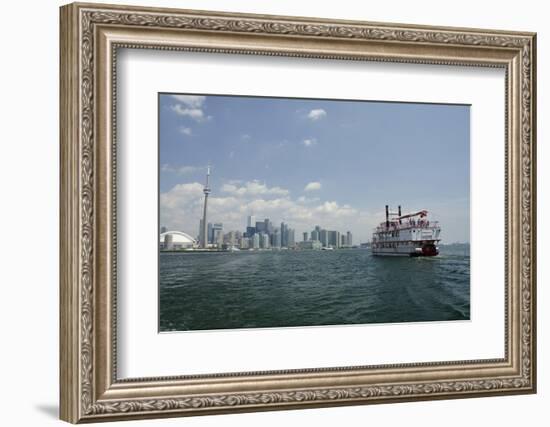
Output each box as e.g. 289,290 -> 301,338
170,95 -> 212,122
297,196 -> 320,203
302,138 -> 317,147
170,95 -> 205,108
307,108 -> 327,121
171,104 -> 206,122
304,182 -> 322,192
221,180 -> 289,197
179,126 -> 192,136
161,164 -> 203,175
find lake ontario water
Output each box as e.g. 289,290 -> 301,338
159,245 -> 470,332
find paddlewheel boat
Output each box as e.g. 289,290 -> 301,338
371,205 -> 441,257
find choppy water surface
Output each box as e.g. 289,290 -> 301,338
159,245 -> 470,331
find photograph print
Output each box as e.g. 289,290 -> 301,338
159,93 -> 470,332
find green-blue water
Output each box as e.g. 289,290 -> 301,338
159,245 -> 470,331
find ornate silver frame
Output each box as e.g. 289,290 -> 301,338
60,2 -> 536,423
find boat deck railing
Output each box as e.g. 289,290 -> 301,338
374,220 -> 439,233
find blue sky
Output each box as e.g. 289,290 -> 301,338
159,94 -> 470,243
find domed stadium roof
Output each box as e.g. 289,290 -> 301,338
160,231 -> 196,244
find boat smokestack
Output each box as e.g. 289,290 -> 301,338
385,205 -> 389,228
398,205 -> 402,224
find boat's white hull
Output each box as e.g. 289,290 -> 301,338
371,241 -> 439,257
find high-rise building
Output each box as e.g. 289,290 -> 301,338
216,231 -> 224,247
341,234 -> 346,247
264,218 -> 273,234
240,237 -> 250,249
320,229 -> 329,247
255,221 -> 266,233
273,228 -> 281,248
247,215 -> 256,228
260,233 -> 270,249
252,233 -> 260,249
224,231 -> 236,246
347,231 -> 352,247
207,222 -> 213,243
328,230 -> 340,248
280,222 -> 287,247
311,230 -> 319,242
287,228 -> 295,248
246,226 -> 256,237
211,223 -> 223,246
303,232 -> 308,242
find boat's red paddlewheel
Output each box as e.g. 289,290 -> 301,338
421,244 -> 438,256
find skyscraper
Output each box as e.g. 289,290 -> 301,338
211,223 -> 223,246
303,232 -> 308,242
207,222 -> 213,243
255,221 -> 266,233
252,233 -> 260,249
273,228 -> 281,248
311,230 -> 320,241
264,218 -> 273,234
346,231 -> 352,247
328,230 -> 340,248
320,229 -> 329,247
247,214 -> 256,228
287,228 -> 295,248
260,233 -> 270,249
280,222 -> 287,247
200,165 -> 211,248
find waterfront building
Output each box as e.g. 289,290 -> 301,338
224,231 -> 237,247
240,237 -> 250,249
287,228 -> 295,248
264,218 -> 273,234
260,233 -> 270,249
298,240 -> 322,250
347,231 -> 352,247
252,233 -> 260,249
341,234 -> 346,247
159,231 -> 196,250
328,230 -> 340,248
280,222 -> 288,247
247,215 -> 256,228
320,229 -> 329,247
211,223 -> 223,245
311,229 -> 320,242
303,232 -> 308,242
273,228 -> 281,248
216,230 -> 224,247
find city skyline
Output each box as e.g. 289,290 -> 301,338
159,94 -> 470,243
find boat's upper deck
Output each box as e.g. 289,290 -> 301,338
374,219 -> 440,234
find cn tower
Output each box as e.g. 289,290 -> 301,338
201,165 -> 211,248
